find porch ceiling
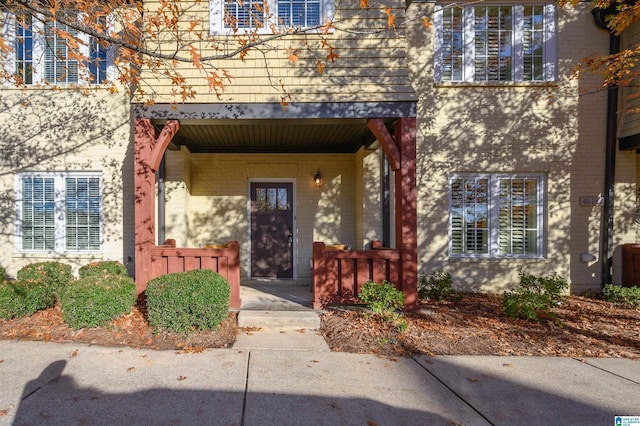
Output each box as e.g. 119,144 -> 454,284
164,119 -> 389,153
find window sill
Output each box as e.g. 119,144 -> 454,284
13,251 -> 103,259
449,255 -> 547,262
435,81 -> 558,89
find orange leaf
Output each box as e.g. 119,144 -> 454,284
188,20 -> 200,33
360,0 -> 369,8
317,60 -> 325,74
322,20 -> 334,35
189,45 -> 202,69
422,17 -> 431,28
287,48 -> 299,64
385,8 -> 396,30
0,37 -> 10,54
326,46 -> 338,63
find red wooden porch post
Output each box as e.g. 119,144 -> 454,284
312,242 -> 327,309
134,118 -> 180,294
395,118 -> 419,311
227,241 -> 241,309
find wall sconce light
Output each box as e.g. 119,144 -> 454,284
313,169 -> 323,188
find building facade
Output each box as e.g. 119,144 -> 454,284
0,0 -> 635,295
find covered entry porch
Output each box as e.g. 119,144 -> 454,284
133,103 -> 417,310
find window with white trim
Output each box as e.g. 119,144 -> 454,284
16,173 -> 102,253
210,0 -> 333,34
434,4 -> 556,82
449,174 -> 545,257
7,13 -> 111,85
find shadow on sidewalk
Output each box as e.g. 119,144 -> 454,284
12,360 -> 450,425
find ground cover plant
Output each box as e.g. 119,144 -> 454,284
502,271 -> 568,320
359,280 -> 407,332
418,270 -> 461,301
602,284 -> 640,308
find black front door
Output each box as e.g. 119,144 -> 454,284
250,182 -> 294,278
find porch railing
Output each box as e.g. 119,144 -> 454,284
312,241 -> 401,309
150,240 -> 241,309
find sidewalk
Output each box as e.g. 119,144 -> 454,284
1,340 -> 639,425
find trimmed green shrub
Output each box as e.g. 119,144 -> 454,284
79,260 -> 128,278
0,265 -> 7,282
0,282 -> 24,319
418,270 -> 460,301
503,271 -> 568,320
0,279 -> 54,319
146,270 -> 230,333
59,274 -> 136,329
602,284 -> 640,308
16,261 -> 73,307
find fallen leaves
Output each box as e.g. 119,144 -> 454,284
0,308 -> 238,351
320,294 -> 640,359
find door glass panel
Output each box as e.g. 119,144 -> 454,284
277,188 -> 288,210
256,188 -> 266,210
267,188 -> 277,210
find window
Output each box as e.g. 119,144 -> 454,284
16,173 -> 102,253
210,0 -> 333,33
7,13 -> 111,85
434,4 -> 556,82
449,174 -> 544,257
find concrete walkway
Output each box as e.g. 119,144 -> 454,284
1,340 -> 639,425
1,285 -> 639,425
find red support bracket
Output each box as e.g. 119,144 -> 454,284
367,118 -> 400,171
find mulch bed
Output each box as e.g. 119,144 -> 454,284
320,294 -> 640,359
0,305 -> 237,352
1,294 -> 639,359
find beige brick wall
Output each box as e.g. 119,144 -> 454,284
0,89 -> 132,278
406,2 -> 631,292
166,152 -> 356,284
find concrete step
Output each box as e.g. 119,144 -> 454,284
237,310 -> 321,329
232,328 -> 330,351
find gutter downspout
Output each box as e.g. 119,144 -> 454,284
592,7 -> 620,287
158,155 -> 166,245
602,33 -> 619,287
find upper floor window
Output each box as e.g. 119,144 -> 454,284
434,4 -> 556,82
15,172 -> 102,253
449,174 -> 545,258
7,13 -> 111,85
210,0 -> 333,34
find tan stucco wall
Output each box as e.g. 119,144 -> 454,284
162,152 -> 357,284
407,1 -> 635,292
0,89 -> 132,278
